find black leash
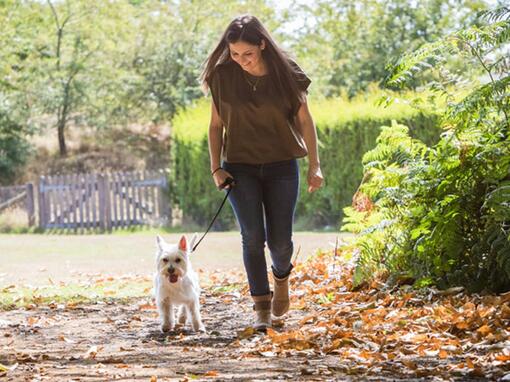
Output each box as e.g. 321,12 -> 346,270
192,177 -> 235,252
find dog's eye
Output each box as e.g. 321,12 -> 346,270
162,258 -> 169,263
176,258 -> 181,263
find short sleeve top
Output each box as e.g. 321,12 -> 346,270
207,58 -> 311,165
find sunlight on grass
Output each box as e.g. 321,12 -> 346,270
0,277 -> 153,310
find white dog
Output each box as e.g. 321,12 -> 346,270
154,234 -> 205,333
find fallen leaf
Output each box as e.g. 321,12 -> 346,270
476,325 -> 491,337
237,327 -> 256,339
86,345 -> 101,359
58,335 -> 75,344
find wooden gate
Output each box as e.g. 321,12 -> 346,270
38,170 -> 169,231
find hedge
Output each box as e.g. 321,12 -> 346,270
170,93 -> 440,230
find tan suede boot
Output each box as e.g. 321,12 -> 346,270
252,294 -> 272,331
272,274 -> 290,317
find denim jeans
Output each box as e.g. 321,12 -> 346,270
222,159 -> 299,296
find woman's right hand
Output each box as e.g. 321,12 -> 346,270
212,168 -> 235,190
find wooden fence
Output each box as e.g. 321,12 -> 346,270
0,184 -> 36,226
37,170 -> 169,231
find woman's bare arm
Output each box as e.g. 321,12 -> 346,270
208,100 -> 233,189
295,96 -> 323,192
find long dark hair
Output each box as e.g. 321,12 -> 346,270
199,14 -> 306,107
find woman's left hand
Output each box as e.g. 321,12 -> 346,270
307,164 -> 323,193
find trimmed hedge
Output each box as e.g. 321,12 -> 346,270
171,94 -> 440,230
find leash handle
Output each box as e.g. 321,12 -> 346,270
192,177 -> 235,252
218,176 -> 236,190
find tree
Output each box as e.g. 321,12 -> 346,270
290,0 -> 490,97
343,6 -> 510,292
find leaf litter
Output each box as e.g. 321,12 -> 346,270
0,249 -> 508,381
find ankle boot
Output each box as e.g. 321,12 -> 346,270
272,274 -> 290,317
252,294 -> 272,331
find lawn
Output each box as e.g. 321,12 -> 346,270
0,231 -> 349,287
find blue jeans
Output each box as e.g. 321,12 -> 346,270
222,159 -> 299,296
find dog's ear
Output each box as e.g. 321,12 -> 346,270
178,235 -> 187,252
156,235 -> 165,251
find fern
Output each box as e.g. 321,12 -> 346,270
343,7 -> 510,292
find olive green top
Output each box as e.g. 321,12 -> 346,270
207,58 -> 311,164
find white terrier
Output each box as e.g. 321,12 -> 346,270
154,234 -> 205,333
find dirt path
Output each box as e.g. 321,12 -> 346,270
1,292 -> 366,382
2,249 -> 508,381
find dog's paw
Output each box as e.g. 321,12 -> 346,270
193,323 -> 206,333
161,323 -> 174,333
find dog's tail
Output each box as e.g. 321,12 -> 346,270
189,232 -> 199,253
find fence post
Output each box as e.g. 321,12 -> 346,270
38,176 -> 45,229
98,173 -> 105,231
25,183 -> 35,227
105,173 -> 111,232
157,169 -> 171,225
98,173 -> 112,232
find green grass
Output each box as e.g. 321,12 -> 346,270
0,274 -> 248,310
0,277 -> 153,310
0,231 -> 347,310
209,283 -> 245,295
0,224 -> 190,235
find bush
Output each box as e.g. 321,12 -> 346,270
171,91 -> 440,230
0,109 -> 30,186
342,8 -> 510,292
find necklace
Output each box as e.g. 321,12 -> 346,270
243,72 -> 263,91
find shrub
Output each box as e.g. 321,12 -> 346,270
342,7 -> 510,292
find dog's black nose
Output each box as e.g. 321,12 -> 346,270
168,266 -> 175,274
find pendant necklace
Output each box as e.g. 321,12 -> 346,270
243,72 -> 262,91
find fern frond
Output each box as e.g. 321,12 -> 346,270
446,75 -> 510,127
385,19 -> 510,88
478,7 -> 510,23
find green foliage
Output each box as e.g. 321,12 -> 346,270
290,0 -> 489,98
0,105 -> 30,185
343,7 -> 510,292
171,94 -> 440,229
0,0 -> 281,158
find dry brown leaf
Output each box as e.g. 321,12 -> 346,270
57,335 -> 75,344
26,317 -> 38,326
402,359 -> 417,370
495,354 -> 510,362
500,303 -> 510,319
299,313 -> 318,326
476,324 -> 491,337
138,303 -> 156,310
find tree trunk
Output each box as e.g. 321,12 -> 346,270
58,120 -> 67,157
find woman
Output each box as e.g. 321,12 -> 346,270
200,14 -> 323,331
